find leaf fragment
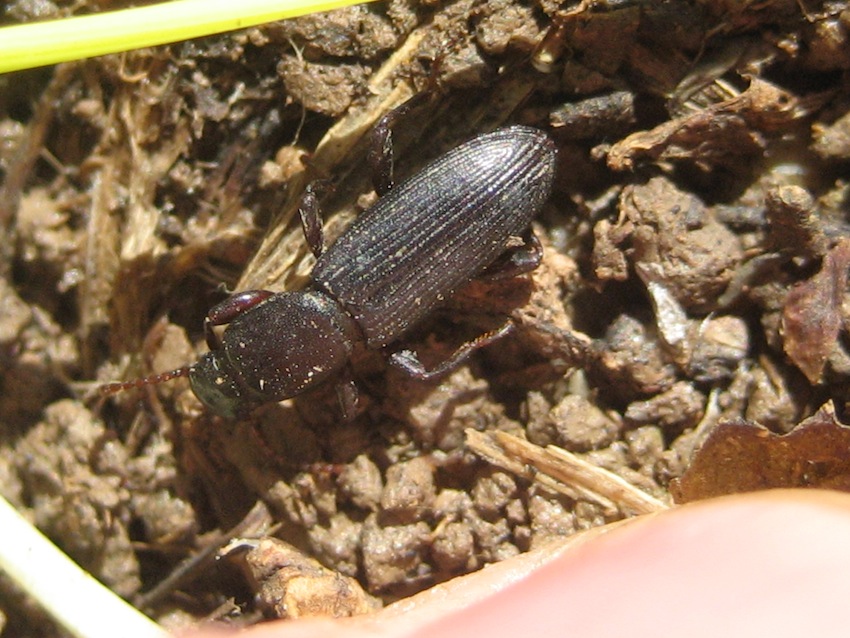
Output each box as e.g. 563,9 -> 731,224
782,239 -> 850,383
672,403 -> 850,503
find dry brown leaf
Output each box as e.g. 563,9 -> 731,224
607,78 -> 807,171
781,239 -> 850,384
672,403 -> 850,503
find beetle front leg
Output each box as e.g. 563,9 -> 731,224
388,321 -> 515,380
204,290 -> 275,349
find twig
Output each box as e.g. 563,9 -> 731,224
466,430 -> 668,516
136,500 -> 274,611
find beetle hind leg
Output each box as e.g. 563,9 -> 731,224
388,320 -> 514,381
479,229 -> 543,281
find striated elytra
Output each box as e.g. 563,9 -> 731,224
153,126 -> 557,418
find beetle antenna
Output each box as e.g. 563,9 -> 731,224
99,366 -> 192,396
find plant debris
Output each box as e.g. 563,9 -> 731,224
781,239 -> 850,384
223,537 -> 380,620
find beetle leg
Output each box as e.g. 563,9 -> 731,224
480,229 -> 543,281
204,290 -> 275,349
368,91 -> 433,196
299,182 -> 326,258
389,320 -> 515,380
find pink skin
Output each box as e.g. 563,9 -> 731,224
185,490 -> 850,638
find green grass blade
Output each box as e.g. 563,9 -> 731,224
0,0 -> 375,74
0,495 -> 168,638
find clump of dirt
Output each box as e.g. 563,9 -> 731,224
2,0 -> 850,634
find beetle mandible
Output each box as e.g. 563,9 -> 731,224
102,114 -> 557,419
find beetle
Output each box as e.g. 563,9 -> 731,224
102,119 -> 557,419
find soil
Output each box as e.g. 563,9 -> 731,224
2,0 -> 850,634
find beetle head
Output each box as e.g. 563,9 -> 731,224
101,291 -> 359,419
189,351 -> 253,419
191,290 -> 359,418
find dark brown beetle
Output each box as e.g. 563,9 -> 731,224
103,118 -> 557,418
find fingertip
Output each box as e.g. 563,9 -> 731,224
409,490 -> 850,638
